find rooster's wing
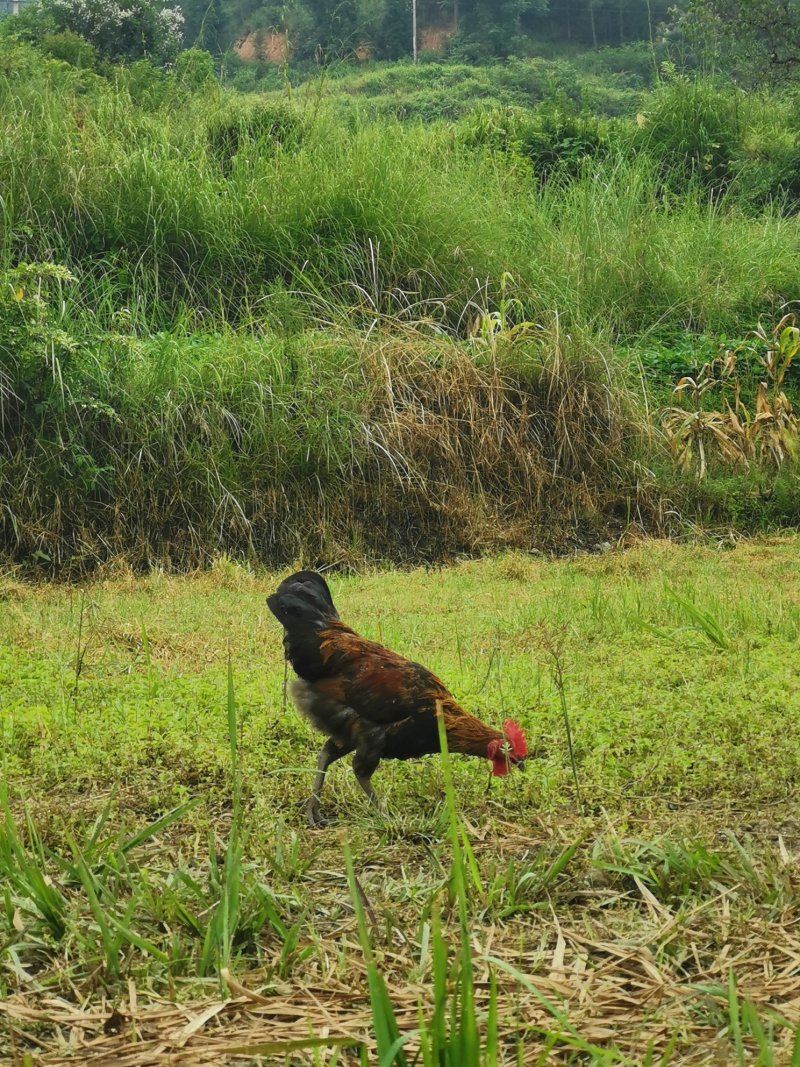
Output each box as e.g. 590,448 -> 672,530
311,621 -> 460,726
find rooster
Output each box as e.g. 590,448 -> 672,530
267,571 -> 527,827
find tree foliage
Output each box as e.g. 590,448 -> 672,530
4,0 -> 677,66
180,0 -> 674,62
679,0 -> 800,85
40,0 -> 184,63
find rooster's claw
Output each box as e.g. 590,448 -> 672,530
306,801 -> 331,828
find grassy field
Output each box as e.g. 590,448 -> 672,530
2,539 -> 800,1063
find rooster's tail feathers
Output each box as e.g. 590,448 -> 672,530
267,571 -> 339,629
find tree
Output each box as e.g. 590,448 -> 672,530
528,0 -> 670,50
41,0 -> 185,63
374,0 -> 409,60
180,0 -> 223,52
679,0 -> 800,84
304,0 -> 360,56
457,0 -> 546,56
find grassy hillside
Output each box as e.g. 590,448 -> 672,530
2,43 -> 800,572
226,46 -> 657,116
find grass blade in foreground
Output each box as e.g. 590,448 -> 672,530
0,786 -> 68,939
201,647 -> 244,978
341,708 -> 517,1065
343,838 -> 411,1066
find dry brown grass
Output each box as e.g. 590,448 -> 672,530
344,325 -> 656,562
1,321 -> 657,576
3,815 -> 799,1065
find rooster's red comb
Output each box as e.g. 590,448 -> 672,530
503,719 -> 527,759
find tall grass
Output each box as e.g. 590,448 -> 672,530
1,270 -> 656,570
343,713 -> 503,1065
3,53 -> 800,336
2,50 -> 800,570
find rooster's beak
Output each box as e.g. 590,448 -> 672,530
515,760 -> 526,772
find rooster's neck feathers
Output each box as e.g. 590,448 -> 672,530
440,706 -> 503,756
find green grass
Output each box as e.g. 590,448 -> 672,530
282,54 -> 649,123
3,49 -> 800,338
3,50 -> 800,572
1,542 -> 800,1062
4,540 -> 799,809
221,43 -> 658,109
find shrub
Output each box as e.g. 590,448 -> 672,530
443,33 -> 490,65
574,42 -> 660,87
230,65 -> 258,93
459,102 -> 610,179
494,56 -> 582,105
0,3 -> 56,48
637,76 -> 740,192
41,0 -> 184,64
729,94 -> 800,209
174,47 -> 215,91
579,82 -> 644,118
206,99 -> 307,171
40,28 -> 96,68
0,264 -> 117,534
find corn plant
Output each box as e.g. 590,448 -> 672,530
745,315 -> 800,468
661,351 -> 748,478
662,315 -> 799,478
468,272 -> 539,359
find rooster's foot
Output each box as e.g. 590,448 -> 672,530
306,800 -> 332,828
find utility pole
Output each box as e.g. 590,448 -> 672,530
412,0 -> 417,63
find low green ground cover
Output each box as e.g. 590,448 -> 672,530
1,542 -> 799,1062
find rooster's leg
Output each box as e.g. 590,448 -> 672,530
307,738 -> 351,828
355,774 -> 381,810
352,729 -> 386,817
